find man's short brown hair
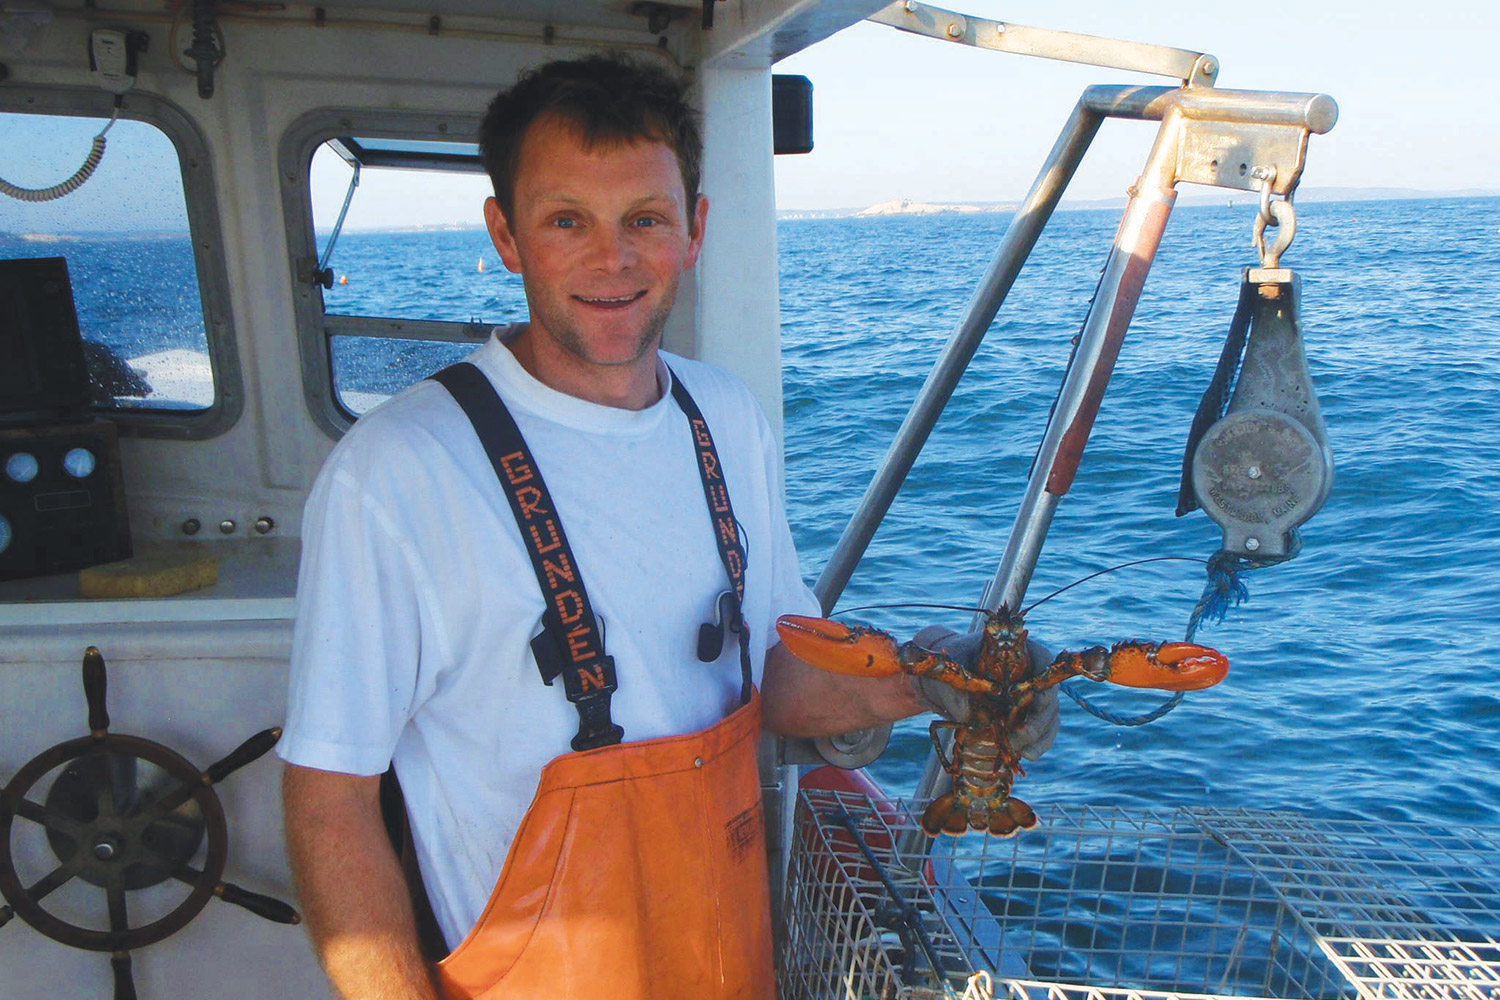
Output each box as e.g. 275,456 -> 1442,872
479,54 -> 703,223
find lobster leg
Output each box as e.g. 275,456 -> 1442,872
928,719 -> 959,776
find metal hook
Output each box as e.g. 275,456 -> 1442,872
1252,198 -> 1297,268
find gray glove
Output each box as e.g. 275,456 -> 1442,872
908,625 -> 1060,762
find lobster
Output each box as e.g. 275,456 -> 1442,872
776,606 -> 1228,838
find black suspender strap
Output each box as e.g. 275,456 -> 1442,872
430,362 -> 624,752
667,366 -> 755,706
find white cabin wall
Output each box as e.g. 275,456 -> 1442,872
692,60 -> 787,440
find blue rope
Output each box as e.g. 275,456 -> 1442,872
1060,532 -> 1300,727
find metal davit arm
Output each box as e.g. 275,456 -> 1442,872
975,108 -> 1187,620
811,98 -> 1104,611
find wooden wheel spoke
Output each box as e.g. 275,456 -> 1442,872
87,754 -> 119,820
107,880 -> 129,933
26,857 -> 85,902
12,796 -> 87,840
140,780 -> 198,821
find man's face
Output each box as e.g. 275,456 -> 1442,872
485,115 -> 707,375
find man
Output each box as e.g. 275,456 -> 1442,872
280,55 -> 1052,1000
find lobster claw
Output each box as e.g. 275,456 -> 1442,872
1082,640 -> 1229,691
775,615 -> 905,677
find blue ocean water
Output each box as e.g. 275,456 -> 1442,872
778,197 -> 1500,828
19,197 -> 1500,829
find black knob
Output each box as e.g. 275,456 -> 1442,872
205,727 -> 281,785
217,881 -> 301,924
110,951 -> 138,1000
83,647 -> 109,738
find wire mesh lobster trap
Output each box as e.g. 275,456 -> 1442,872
780,790 -> 1500,1000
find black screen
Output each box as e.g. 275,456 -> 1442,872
0,256 -> 90,417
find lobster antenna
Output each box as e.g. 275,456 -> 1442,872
1022,556 -> 1202,615
834,558 -> 1202,620
833,601 -> 986,618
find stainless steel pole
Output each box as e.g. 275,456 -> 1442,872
1082,85 -> 1338,133
812,99 -> 1104,612
899,109 -> 1190,855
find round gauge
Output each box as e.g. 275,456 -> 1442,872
62,448 -> 97,479
6,452 -> 39,483
0,514 -> 11,554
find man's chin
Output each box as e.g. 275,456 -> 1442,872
560,321 -> 667,368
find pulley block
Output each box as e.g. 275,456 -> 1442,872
1179,267 -> 1333,559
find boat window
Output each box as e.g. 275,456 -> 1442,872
0,90 -> 240,438
287,116 -> 528,428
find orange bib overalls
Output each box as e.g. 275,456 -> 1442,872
428,362 -> 774,1000
435,693 -> 773,999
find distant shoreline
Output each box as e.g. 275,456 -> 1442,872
7,190 -> 1493,241
777,188 -> 1500,220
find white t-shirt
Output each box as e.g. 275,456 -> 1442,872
278,331 -> 819,948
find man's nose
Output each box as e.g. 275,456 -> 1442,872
585,225 -> 637,272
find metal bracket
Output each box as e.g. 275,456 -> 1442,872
867,1 -> 1219,87
1177,120 -> 1310,195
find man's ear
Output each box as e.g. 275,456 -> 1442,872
484,197 -> 524,274
684,194 -> 709,270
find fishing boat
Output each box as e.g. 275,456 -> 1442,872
3,2 -> 1495,999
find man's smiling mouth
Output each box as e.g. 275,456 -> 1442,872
576,292 -> 647,307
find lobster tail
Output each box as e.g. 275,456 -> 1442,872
990,797 -> 1038,838
921,793 -> 970,836
920,792 -> 1038,838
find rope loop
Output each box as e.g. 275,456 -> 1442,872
1062,531 -> 1300,727
0,106 -> 119,203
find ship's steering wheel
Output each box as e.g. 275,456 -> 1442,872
0,648 -> 299,999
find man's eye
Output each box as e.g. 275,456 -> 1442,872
553,217 -> 578,229
631,216 -> 660,228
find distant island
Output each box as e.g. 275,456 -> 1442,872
779,186 -> 1500,220
855,198 -> 994,218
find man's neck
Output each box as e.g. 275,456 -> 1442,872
504,326 -> 663,410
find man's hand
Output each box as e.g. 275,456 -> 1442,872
907,626 -> 1060,761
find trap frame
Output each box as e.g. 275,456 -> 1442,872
780,791 -> 1500,1000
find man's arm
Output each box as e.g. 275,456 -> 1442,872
759,640 -> 925,736
282,763 -> 439,1000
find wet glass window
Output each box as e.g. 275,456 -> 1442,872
309,139 -> 529,415
329,336 -> 476,417
0,112 -> 214,411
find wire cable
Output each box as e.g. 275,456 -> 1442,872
0,103 -> 120,203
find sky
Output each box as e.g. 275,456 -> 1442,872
3,0 -> 1495,233
771,0 -> 1500,209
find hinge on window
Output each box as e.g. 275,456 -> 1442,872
297,257 -> 333,289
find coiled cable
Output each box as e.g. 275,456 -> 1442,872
0,104 -> 120,203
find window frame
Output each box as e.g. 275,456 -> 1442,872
0,85 -> 244,440
279,108 -> 493,439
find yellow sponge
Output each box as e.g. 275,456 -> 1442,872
79,549 -> 219,599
